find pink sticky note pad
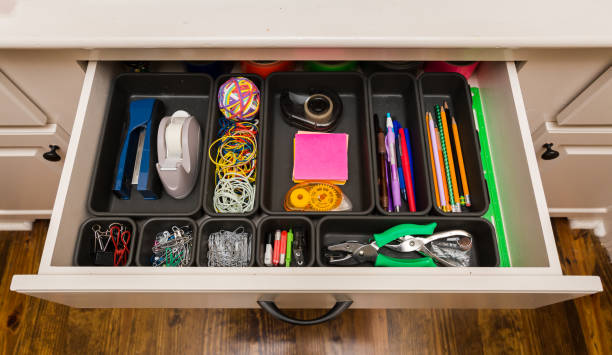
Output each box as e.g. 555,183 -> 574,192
293,132 -> 348,183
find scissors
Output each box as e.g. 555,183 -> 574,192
110,225 -> 131,266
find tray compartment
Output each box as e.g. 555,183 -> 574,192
135,217 -> 197,266
88,73 -> 213,216
260,72 -> 375,215
256,216 -> 315,267
197,218 -> 256,267
73,217 -> 137,266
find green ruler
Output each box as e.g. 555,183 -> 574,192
471,87 -> 510,267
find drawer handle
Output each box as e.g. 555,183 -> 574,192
541,143 -> 560,160
42,145 -> 61,162
257,300 -> 352,325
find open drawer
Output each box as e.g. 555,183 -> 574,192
11,61 -> 602,312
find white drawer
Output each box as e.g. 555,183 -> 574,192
11,61 -> 602,314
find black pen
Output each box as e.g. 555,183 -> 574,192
374,114 -> 389,210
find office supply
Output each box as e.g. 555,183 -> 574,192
451,115 -> 471,207
398,129 -> 416,212
264,232 -> 273,266
426,114 -> 441,209
303,61 -> 358,72
156,110 -> 201,199
284,182 -> 352,212
218,77 -> 260,121
272,229 -> 281,266
110,225 -> 131,266
374,114 -> 389,209
385,161 -> 393,212
285,229 -> 294,267
326,223 -> 473,267
439,105 -> 460,212
113,98 -> 164,200
151,225 -> 193,267
403,128 -> 416,192
435,105 -> 457,212
393,120 -> 407,202
208,118 -> 258,213
241,61 -> 295,79
293,228 -> 305,266
444,102 -> 465,206
91,222 -> 133,266
292,132 -> 348,184
207,227 -> 251,267
435,122 -> 451,212
385,113 -> 401,212
279,230 -> 288,266
280,89 -> 342,131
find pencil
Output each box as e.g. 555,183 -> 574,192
426,113 -> 441,209
434,122 -> 450,212
435,105 -> 456,212
445,102 -> 465,207
439,104 -> 460,212
451,116 -> 471,206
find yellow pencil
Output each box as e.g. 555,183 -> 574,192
440,103 -> 460,212
451,116 -> 471,206
435,125 -> 450,212
426,113 -> 441,209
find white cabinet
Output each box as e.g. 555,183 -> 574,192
9,61 -> 602,312
0,70 -> 47,126
556,67 -> 612,126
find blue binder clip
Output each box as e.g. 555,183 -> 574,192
113,98 -> 163,200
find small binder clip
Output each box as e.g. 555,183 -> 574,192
156,110 -> 201,199
113,98 -> 164,200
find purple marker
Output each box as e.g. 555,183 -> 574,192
385,160 -> 393,212
385,113 -> 401,212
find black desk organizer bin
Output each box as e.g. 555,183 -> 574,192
135,217 -> 197,266
87,73 -> 213,216
368,72 -> 432,215
418,73 -> 489,216
260,72 -> 375,215
73,217 -> 137,266
255,216 -> 315,267
316,216 -> 499,267
196,217 -> 256,267
202,73 -> 264,217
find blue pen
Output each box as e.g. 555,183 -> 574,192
393,120 -> 407,202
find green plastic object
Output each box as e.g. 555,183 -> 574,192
373,223 -> 437,247
303,61 -> 358,72
471,87 -> 510,267
375,253 -> 437,267
285,229 -> 293,267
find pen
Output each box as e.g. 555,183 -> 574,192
279,230 -> 288,265
399,128 -> 416,212
285,229 -> 293,267
394,120 -> 407,202
264,232 -> 273,266
385,113 -> 401,212
403,127 -> 416,193
385,160 -> 393,212
374,114 -> 389,210
272,229 -> 281,266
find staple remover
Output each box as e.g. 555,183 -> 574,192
327,223 -> 472,267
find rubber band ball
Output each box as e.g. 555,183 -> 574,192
218,77 -> 260,121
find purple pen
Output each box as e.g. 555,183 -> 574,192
385,160 -> 393,212
385,113 -> 401,212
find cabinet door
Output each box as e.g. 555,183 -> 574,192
557,67 -> 612,126
0,71 -> 47,126
534,122 -> 612,210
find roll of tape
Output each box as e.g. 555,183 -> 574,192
303,61 -> 358,72
241,61 -> 294,78
165,117 -> 185,159
304,94 -> 333,123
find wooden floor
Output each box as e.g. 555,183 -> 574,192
1,219 -> 610,354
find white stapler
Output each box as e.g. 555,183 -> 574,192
156,110 -> 201,199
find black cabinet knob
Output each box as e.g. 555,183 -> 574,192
541,143 -> 559,160
43,145 -> 61,162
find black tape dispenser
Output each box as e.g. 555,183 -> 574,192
280,89 -> 342,131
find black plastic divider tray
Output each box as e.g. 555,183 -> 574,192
418,73 -> 489,216
256,215 -> 316,267
135,217 -> 197,266
368,73 -> 432,215
203,74 -> 264,217
260,72 -> 375,215
197,217 -> 256,267
316,216 -> 499,267
73,217 -> 137,266
88,73 -> 213,216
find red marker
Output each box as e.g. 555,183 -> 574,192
279,230 -> 288,266
399,129 -> 416,212
272,230 -> 281,266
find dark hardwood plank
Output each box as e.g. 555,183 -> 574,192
1,219 -> 610,355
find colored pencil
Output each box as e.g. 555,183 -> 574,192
451,115 -> 471,206
434,122 -> 450,212
426,113 -> 441,209
435,105 -> 455,212
445,102 -> 465,207
438,105 -> 460,212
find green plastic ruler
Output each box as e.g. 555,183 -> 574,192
471,87 -> 510,267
